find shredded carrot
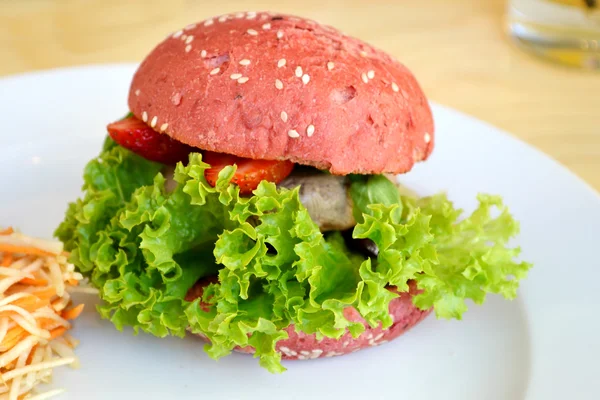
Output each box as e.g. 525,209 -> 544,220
0,244 -> 55,257
0,229 -> 92,398
50,299 -> 64,310
19,278 -> 48,287
0,227 -> 14,235
10,295 -> 37,308
25,344 -> 39,364
0,327 -> 28,352
29,287 -> 57,301
10,296 -> 49,313
48,327 -> 67,340
1,253 -> 14,267
61,305 -> 84,321
66,279 -> 78,286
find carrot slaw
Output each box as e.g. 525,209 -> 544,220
0,227 -> 97,400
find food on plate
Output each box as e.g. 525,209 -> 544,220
0,227 -> 94,399
55,11 -> 532,373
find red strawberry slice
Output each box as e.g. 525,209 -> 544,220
107,116 -> 193,165
203,151 -> 294,194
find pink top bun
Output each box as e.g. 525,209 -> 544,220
128,11 -> 434,175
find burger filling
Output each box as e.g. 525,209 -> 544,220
55,114 -> 531,372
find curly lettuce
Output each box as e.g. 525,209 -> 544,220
55,139 -> 531,373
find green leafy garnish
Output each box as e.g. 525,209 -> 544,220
56,138 -> 531,373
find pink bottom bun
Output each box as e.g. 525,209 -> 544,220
186,279 -> 431,360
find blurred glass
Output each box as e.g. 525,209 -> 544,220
507,0 -> 600,69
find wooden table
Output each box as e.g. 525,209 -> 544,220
1,0 -> 598,190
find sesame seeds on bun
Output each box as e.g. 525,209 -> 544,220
128,11 -> 434,175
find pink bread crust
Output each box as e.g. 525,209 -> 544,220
128,11 -> 434,175
186,280 -> 432,360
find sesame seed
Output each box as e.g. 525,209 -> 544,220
181,34 -> 187,41
280,346 -> 290,353
200,49 -> 207,58
239,59 -> 251,66
237,77 -> 249,84
306,124 -> 315,137
235,12 -> 245,18
185,35 -> 194,44
230,73 -> 242,80
275,79 -> 283,90
288,129 -> 300,138
150,116 -> 158,128
184,23 -> 196,30
247,29 -> 258,36
172,30 -> 183,39
246,11 -> 257,19
368,339 -> 376,346
326,351 -> 337,357
342,341 -> 349,347
366,332 -> 373,340
280,111 -> 288,122
262,23 -> 271,30
300,350 -> 310,356
295,66 -> 303,77
134,89 -> 140,96
312,349 -> 323,356
142,111 -> 148,122
379,340 -> 389,345
327,61 -> 334,71
260,14 -> 269,20
392,82 -> 399,92
367,70 -> 375,79
185,45 -> 192,53
297,355 -> 307,360
210,67 -> 220,75
277,30 -> 284,39
218,15 -> 228,23
360,50 -> 367,57
277,58 -> 286,68
160,123 -> 169,132
424,132 -> 431,143
361,73 -> 369,83
374,333 -> 384,341
302,74 -> 310,84
204,19 -> 214,26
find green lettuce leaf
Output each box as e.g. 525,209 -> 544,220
56,138 -> 531,373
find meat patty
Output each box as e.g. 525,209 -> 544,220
164,165 -> 413,234
279,170 -> 356,232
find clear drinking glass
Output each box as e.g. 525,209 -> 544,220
507,0 -> 600,69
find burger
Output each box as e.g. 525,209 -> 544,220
55,11 -> 531,372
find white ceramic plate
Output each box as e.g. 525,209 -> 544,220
1,65 -> 599,400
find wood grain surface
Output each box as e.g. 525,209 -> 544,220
0,0 -> 598,190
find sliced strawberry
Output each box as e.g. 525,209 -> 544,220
203,152 -> 294,194
107,116 -> 193,165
